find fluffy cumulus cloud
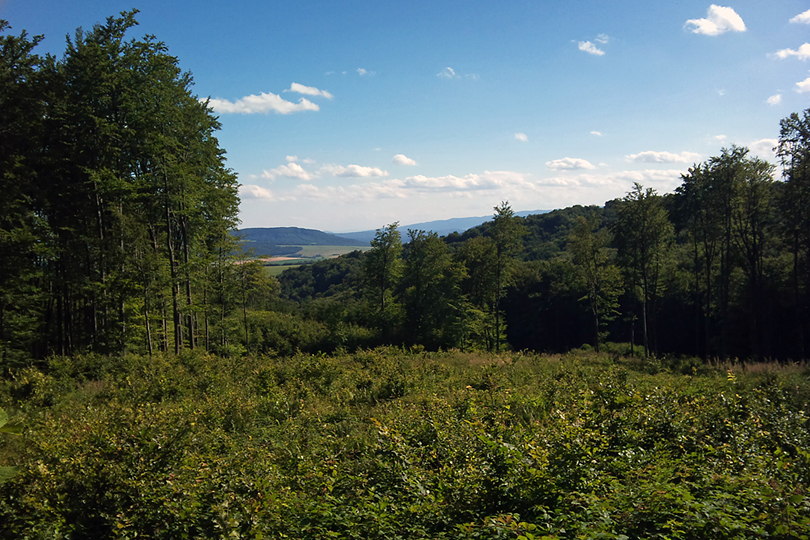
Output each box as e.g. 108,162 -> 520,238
239,185 -> 273,199
392,154 -> 417,166
261,162 -> 313,181
748,138 -> 778,159
545,157 -> 596,171
514,132 -> 529,142
321,164 -> 389,178
767,94 -> 782,105
626,150 -> 702,164
207,92 -> 319,114
772,43 -> 810,61
578,41 -> 605,56
286,82 -> 333,99
790,9 -> 810,24
797,77 -> 810,93
685,5 -> 746,36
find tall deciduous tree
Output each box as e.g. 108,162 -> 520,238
567,213 -> 622,352
613,184 -> 674,357
364,223 -> 403,337
402,229 -> 465,348
777,109 -> 810,358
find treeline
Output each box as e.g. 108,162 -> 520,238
0,12 -> 259,365
280,113 -> 810,361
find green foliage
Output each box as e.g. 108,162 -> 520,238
1,349 -> 809,536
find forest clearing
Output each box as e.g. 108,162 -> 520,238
1,348 -> 809,537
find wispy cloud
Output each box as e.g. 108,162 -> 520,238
514,132 -> 529,142
626,150 -> 701,163
545,157 -> 596,170
393,154 -> 417,166
685,5 -> 746,36
436,66 -> 479,80
207,92 -> 319,114
797,77 -> 810,93
766,94 -> 782,105
261,162 -> 314,181
590,130 -> 604,137
287,82 -> 333,99
239,185 -> 274,199
790,9 -> 810,24
321,164 -> 389,178
578,40 -> 605,56
772,43 -> 810,61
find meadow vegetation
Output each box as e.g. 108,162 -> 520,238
1,348 -> 809,538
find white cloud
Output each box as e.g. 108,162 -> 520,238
403,171 -> 533,192
766,94 -> 782,105
626,150 -> 701,164
261,162 -> 314,181
590,130 -> 603,137
514,132 -> 529,142
287,82 -> 333,99
356,68 -> 372,76
773,43 -> 810,60
285,155 -> 298,162
321,164 -> 389,177
239,185 -> 273,199
545,157 -> 597,170
685,5 -> 746,36
437,67 -> 459,79
207,92 -> 319,114
714,134 -> 728,142
595,34 -> 610,44
436,66 -> 479,80
578,41 -> 605,56
393,154 -> 417,166
748,138 -> 777,160
790,9 -> 810,24
797,77 -> 810,93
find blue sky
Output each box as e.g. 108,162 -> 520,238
3,1 -> 809,232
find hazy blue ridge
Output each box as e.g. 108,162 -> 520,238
335,210 -> 548,243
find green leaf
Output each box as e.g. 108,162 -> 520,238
0,466 -> 17,484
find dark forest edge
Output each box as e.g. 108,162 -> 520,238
2,11 -> 810,368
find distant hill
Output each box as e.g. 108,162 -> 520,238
337,210 -> 548,243
236,227 -> 366,257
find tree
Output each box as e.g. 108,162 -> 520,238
777,110 -> 810,358
0,21 -> 49,365
401,229 -> 465,348
363,223 -> 403,337
613,184 -> 674,357
490,202 -> 525,352
567,213 -> 622,352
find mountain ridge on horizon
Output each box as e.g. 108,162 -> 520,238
331,209 -> 548,244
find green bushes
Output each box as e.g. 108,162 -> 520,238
0,349 -> 808,537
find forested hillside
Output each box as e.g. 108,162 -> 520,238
278,131 -> 810,362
